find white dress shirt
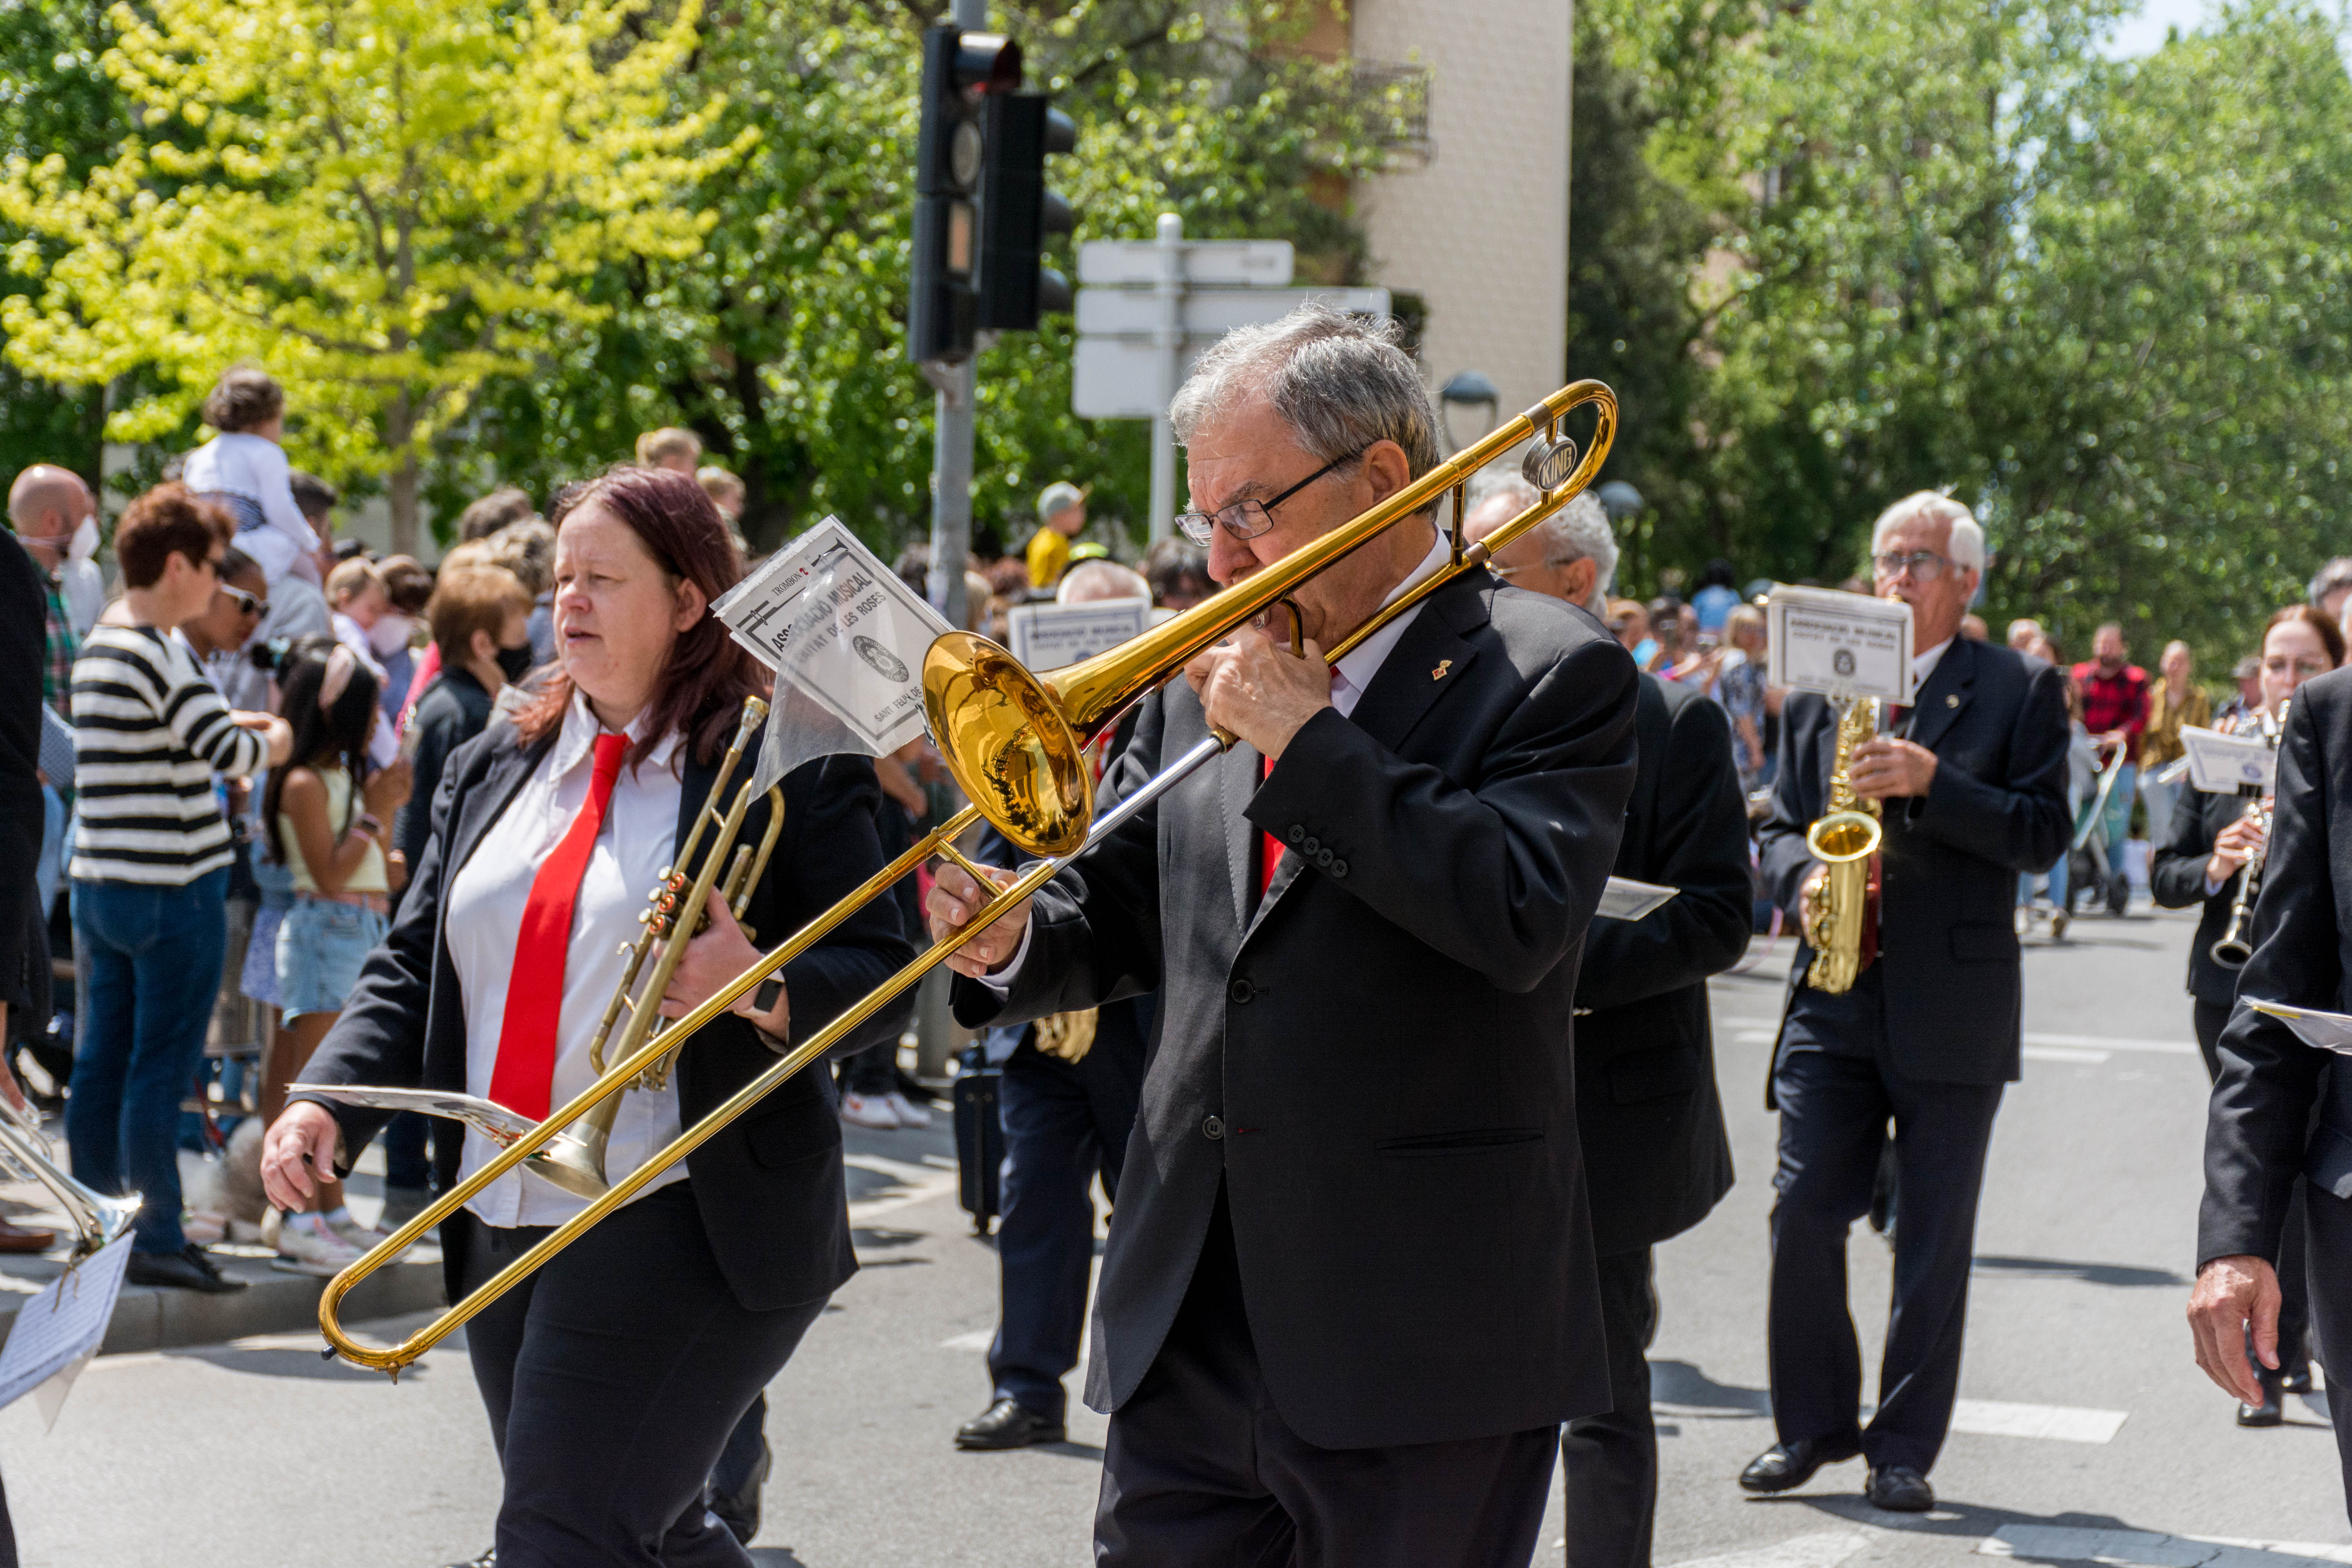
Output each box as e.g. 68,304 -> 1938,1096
445,694 -> 688,1225
980,527 -> 1454,994
182,432 -> 322,585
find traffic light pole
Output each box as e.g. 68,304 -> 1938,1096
923,0 -> 992,633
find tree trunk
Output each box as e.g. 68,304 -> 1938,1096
385,388 -> 418,555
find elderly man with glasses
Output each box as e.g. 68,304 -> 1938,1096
1741,493 -> 2071,1512
928,305 -> 1639,1566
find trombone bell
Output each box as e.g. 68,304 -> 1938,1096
923,632 -> 1095,858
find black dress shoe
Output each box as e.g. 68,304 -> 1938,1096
1866,1465 -> 1935,1512
2239,1364 -> 2285,1426
708,1437 -> 769,1544
2283,1361 -> 2316,1395
126,1242 -> 247,1294
1738,1437 -> 1859,1494
955,1396 -> 1065,1451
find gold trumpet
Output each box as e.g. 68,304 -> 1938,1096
1803,695 -> 1883,993
315,380 -> 1617,1377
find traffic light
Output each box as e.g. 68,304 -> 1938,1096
976,93 -> 1077,332
909,25 -> 1023,365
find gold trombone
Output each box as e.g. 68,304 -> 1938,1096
315,380 -> 1616,1377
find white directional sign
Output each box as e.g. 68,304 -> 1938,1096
1077,238 -> 1295,288
1074,286 -> 1393,338
1073,215 -> 1395,539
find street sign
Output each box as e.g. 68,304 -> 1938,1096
1073,286 -> 1392,338
1076,238 -> 1294,288
1073,338 -> 1208,419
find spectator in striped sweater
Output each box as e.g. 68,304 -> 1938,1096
69,485 -> 292,1293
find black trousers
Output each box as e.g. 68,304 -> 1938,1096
1560,1248 -> 1658,1568
2303,1181 -> 2352,1523
1096,1188 -> 1556,1568
991,1007 -> 1144,1419
2195,999 -> 2312,1370
1768,1046 -> 2003,1475
455,1185 -> 826,1568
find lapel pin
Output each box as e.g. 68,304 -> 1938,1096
1945,694 -> 1959,708
1432,659 -> 1453,681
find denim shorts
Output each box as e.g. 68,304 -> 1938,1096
276,897 -> 388,1020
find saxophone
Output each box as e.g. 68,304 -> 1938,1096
1803,695 -> 1885,993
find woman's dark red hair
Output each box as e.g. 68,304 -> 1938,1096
2264,603 -> 2347,670
512,465 -> 766,769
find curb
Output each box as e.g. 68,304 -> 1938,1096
0,1246 -> 444,1357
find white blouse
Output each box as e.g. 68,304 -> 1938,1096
445,694 -> 688,1226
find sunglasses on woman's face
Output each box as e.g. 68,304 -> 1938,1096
219,584 -> 266,617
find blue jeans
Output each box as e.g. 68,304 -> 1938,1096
2017,853 -> 2068,909
69,871 -> 230,1254
35,784 -> 63,919
2098,761 -> 2137,861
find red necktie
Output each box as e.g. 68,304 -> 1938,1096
490,731 -> 630,1118
1258,755 -> 1283,905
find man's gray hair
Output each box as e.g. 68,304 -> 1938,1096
2310,555 -> 2352,608
1169,303 -> 1441,504
1468,474 -> 1617,597
1869,490 -> 1985,575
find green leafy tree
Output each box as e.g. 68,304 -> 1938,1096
1579,0 -> 2352,665
455,0 -> 1419,554
2,0 -> 750,551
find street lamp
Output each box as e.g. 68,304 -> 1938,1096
1438,370 -> 1499,454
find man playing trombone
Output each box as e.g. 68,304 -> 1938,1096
928,305 -> 1641,1566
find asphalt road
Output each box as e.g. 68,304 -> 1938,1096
3,897 -> 2344,1567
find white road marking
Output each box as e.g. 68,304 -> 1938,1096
1947,1398 -> 2127,1443
938,1328 -> 994,1351
2024,1045 -> 2112,1064
1979,1525 -> 2352,1566
1714,1015 -> 2197,1058
845,1153 -> 960,1221
1663,1531 -> 1870,1568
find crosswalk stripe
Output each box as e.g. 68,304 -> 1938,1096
1714,1015 -> 2198,1058
1979,1525 -> 2352,1566
1947,1398 -> 2127,1443
1664,1532 -> 1869,1568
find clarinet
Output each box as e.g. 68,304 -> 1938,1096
2210,702 -> 2286,971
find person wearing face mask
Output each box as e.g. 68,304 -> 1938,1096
326,557 -> 405,769
8,464 -> 102,643
395,565 -> 537,913
2154,604 -> 2340,1425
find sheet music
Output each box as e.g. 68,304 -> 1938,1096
0,1232 -> 132,1428
2245,1000 -> 2352,1054
1597,877 -> 1679,922
290,1084 -> 537,1142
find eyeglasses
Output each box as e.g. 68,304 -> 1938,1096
1872,550 -> 1951,581
1175,447 -> 1367,548
219,584 -> 266,617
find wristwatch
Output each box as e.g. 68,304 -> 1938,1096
752,975 -> 785,1014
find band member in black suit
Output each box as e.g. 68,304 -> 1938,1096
1467,480 -> 1750,1567
1743,494 -> 2071,1513
958,561 -> 1154,1453
2187,651 -> 2352,1498
2154,606 -> 2340,1425
928,306 -> 1639,1566
261,467 -> 912,1568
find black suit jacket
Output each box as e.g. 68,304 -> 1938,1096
1759,637 -> 2072,1086
2151,780 -> 2262,1008
0,533 -> 42,1014
1573,675 -> 1749,1256
296,710 -> 915,1312
953,571 -> 1640,1450
2200,668 -> 2352,1267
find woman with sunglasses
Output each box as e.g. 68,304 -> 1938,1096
67,484 -> 292,1293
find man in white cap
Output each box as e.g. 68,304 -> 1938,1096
1026,480 -> 1088,590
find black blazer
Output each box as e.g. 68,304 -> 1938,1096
954,571 -> 1640,1450
2200,667 -> 2352,1267
2150,780 -> 2263,1008
1573,674 -> 1749,1256
0,532 -> 42,1014
296,710 -> 915,1312
394,664 -> 494,884
1758,637 -> 2072,1087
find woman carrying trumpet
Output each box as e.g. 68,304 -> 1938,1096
2151,601 -> 2340,1423
261,466 -> 913,1567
